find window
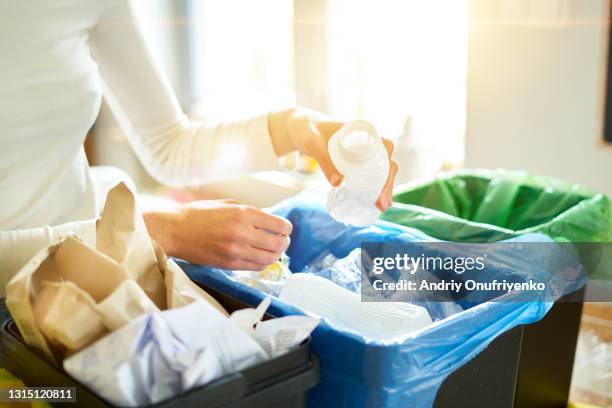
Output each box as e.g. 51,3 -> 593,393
191,0 -> 468,168
324,0 -> 468,167
192,0 -> 295,118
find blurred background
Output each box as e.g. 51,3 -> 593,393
85,1 -> 611,405
87,0 -> 612,204
89,0 -> 469,205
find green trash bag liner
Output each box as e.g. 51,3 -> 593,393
382,169 -> 611,245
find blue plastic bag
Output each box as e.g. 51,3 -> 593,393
179,193 -> 585,407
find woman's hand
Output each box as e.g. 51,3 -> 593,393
268,107 -> 397,211
144,199 -> 292,270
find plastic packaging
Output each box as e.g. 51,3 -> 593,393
303,248 -> 362,292
571,329 -> 611,402
279,273 -> 432,340
223,254 -> 291,296
327,121 -> 389,226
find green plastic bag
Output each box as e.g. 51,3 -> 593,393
382,169 -> 612,244
382,170 -> 612,281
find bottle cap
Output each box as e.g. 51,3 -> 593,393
334,121 -> 379,164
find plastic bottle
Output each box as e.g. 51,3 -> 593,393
327,121 -> 389,226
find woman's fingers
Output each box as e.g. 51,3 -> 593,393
220,198 -> 241,205
376,159 -> 398,211
376,138 -> 397,211
225,258 -> 268,272
242,245 -> 283,268
315,122 -> 344,186
249,228 -> 290,253
316,142 -> 343,186
383,138 -> 394,156
374,138 -> 397,211
246,207 -> 293,236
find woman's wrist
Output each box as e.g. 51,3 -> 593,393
143,209 -> 181,257
268,108 -> 297,157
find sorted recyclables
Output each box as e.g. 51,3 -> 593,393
63,297 -> 318,406
182,193 -> 585,407
6,182 -> 227,361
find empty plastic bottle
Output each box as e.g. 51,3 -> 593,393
327,121 -> 389,226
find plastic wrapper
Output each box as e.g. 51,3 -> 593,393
181,192 -> 586,408
572,329 -> 611,401
222,253 -> 291,296
303,248 -> 362,292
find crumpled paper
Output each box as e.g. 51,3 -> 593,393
63,298 -> 319,407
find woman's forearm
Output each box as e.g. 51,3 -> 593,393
143,209 -> 181,258
268,108 -> 297,157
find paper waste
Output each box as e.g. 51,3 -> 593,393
64,298 -> 319,406
5,182 -> 319,406
6,182 -> 227,360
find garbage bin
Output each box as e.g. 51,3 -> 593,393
381,169 -> 611,246
381,169 -> 611,407
181,195 -> 586,408
1,283 -> 320,408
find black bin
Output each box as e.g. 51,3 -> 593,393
2,286 -> 320,408
433,288 -> 584,408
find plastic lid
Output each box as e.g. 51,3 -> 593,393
335,121 -> 379,163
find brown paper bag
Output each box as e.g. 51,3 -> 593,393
164,258 -> 228,315
52,237 -> 157,334
53,236 -> 130,302
96,183 -> 166,309
6,182 -> 228,360
34,281 -> 108,351
96,279 -> 160,331
152,240 -> 228,316
6,244 -> 59,359
7,236 -> 155,357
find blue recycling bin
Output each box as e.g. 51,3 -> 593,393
179,193 -> 585,408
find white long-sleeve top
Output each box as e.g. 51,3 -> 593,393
0,0 -> 282,289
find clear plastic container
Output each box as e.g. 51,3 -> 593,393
327,121 -> 389,226
279,273 -> 432,340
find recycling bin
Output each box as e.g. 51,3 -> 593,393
181,194 -> 586,408
2,284 -> 320,408
381,169 -> 611,406
382,169 -> 611,246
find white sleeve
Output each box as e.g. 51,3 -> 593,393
0,220 -> 96,295
89,1 -> 283,187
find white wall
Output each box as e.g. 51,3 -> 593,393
465,0 -> 612,196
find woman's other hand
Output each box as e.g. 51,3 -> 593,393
268,107 -> 397,211
144,199 -> 292,270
